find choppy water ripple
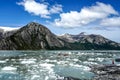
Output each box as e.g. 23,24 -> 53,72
0,50 -> 120,80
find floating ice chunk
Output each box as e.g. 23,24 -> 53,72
21,60 -> 36,64
45,76 -> 49,80
71,64 -> 91,71
51,60 -> 57,62
39,63 -> 54,69
20,58 -> 36,64
29,58 -> 37,61
73,59 -> 79,62
2,66 -> 17,71
73,64 -> 82,68
45,59 -> 57,63
88,58 -> 95,61
56,76 -> 64,80
57,61 -> 69,65
1,66 -> 17,73
45,59 -> 50,62
82,66 -> 91,71
31,75 -> 40,80
19,58 -> 36,61
0,60 -> 6,63
95,58 -> 104,62
83,61 -> 98,65
116,64 -> 120,66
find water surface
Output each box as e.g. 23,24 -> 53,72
0,50 -> 120,80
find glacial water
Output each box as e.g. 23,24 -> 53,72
0,50 -> 120,80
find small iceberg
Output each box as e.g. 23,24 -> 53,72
1,66 -> 17,73
20,58 -> 36,64
0,60 -> 6,63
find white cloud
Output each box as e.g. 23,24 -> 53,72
17,0 -> 62,18
53,2 -> 118,28
0,26 -> 20,32
100,17 -> 120,27
49,4 -> 63,14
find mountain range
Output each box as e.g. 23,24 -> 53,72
0,22 -> 120,50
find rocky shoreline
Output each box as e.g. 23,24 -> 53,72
56,64 -> 120,80
91,64 -> 120,80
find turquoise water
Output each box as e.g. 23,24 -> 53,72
0,50 -> 120,80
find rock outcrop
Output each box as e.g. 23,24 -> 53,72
91,64 -> 120,80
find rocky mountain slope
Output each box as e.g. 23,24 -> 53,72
0,29 -> 4,39
0,22 -> 120,50
0,22 -> 66,50
0,28 -> 18,39
59,33 -> 120,50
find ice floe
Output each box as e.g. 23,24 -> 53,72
20,58 -> 37,64
1,66 -> 17,74
1,66 -> 17,71
0,60 -> 6,63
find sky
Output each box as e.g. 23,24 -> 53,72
0,0 -> 120,42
